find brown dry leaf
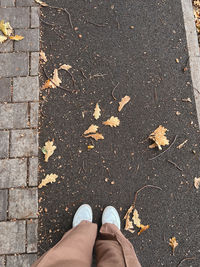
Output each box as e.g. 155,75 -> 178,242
132,209 -> 141,227
42,140 -> 56,162
0,20 -> 13,36
10,35 -> 24,41
118,95 -> 131,112
38,173 -> 58,188
177,139 -> 188,149
93,103 -> 101,120
124,206 -> 135,233
169,237 -> 178,255
59,64 -> 72,71
84,124 -> 99,135
182,97 -> 192,103
41,79 -> 56,89
103,116 -> 120,127
138,224 -> 150,236
149,125 -> 169,150
0,35 -> 7,43
52,69 -> 62,87
194,177 -> 200,189
40,51 -> 47,62
85,133 -> 104,141
35,0 -> 48,6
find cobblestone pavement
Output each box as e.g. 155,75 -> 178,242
0,0 -> 39,266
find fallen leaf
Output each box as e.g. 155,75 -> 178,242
169,237 -> 178,255
149,125 -> 169,150
124,206 -> 134,233
35,0 -> 48,6
59,64 -> 72,71
194,177 -> 200,189
118,95 -> 131,112
0,35 -> 7,43
132,209 -> 141,227
42,140 -> 56,162
182,97 -> 192,103
84,124 -> 99,135
88,145 -> 94,150
52,69 -> 62,87
85,133 -> 104,141
38,173 -> 58,188
9,35 -> 24,41
138,224 -> 150,236
40,50 -> 47,62
65,207 -> 69,212
177,139 -> 188,149
103,116 -> 120,127
93,103 -> 101,120
41,79 -> 56,89
0,20 -> 12,36
176,58 -> 179,63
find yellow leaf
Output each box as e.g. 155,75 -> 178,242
38,173 -> 58,188
42,140 -> 56,162
149,125 -> 169,150
35,0 -> 48,6
52,69 -> 62,87
0,20 -> 13,36
88,145 -> 94,150
169,237 -> 178,255
84,124 -> 99,135
10,35 -> 24,41
118,95 -> 131,112
132,209 -> 141,227
103,116 -> 120,127
194,177 -> 200,189
40,50 -> 47,62
85,133 -> 104,141
138,224 -> 150,236
93,103 -> 101,120
0,35 -> 7,43
124,206 -> 134,233
41,79 -> 56,89
59,64 -> 72,71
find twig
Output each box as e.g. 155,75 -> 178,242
133,185 -> 162,207
86,20 -> 108,27
111,82 -> 119,100
89,73 -> 108,79
148,135 -> 178,161
194,86 -> 200,95
80,69 -> 87,79
154,87 -> 158,103
63,69 -> 76,87
177,257 -> 195,267
41,66 -> 77,93
167,160 -> 183,171
40,18 -> 56,26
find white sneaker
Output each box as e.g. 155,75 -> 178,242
72,204 -> 93,228
102,206 -> 121,230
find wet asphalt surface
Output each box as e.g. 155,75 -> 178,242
38,0 -> 200,266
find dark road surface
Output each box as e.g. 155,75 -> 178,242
38,0 -> 200,266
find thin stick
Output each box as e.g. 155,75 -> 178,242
177,257 -> 195,267
80,69 -> 87,79
40,18 -> 56,26
111,82 -> 119,100
154,87 -> 158,103
86,20 -> 108,27
89,73 -> 108,79
148,135 -> 178,161
133,185 -> 162,207
64,69 -> 76,87
167,159 -> 183,171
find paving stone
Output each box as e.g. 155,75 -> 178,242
0,53 -> 28,77
10,129 -> 38,157
29,157 -> 38,186
0,131 -> 9,158
0,158 -> 27,188
0,103 -> 28,129
27,219 -> 38,253
0,8 -> 29,28
6,254 -> 37,267
13,77 -> 39,102
0,221 -> 26,254
30,52 -> 39,76
16,0 -> 37,6
30,102 -> 39,127
15,29 -> 39,52
0,0 -> 15,7
0,190 -> 8,221
31,7 -> 40,28
0,78 -> 11,102
0,40 -> 13,53
0,256 -> 5,267
9,188 -> 38,219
